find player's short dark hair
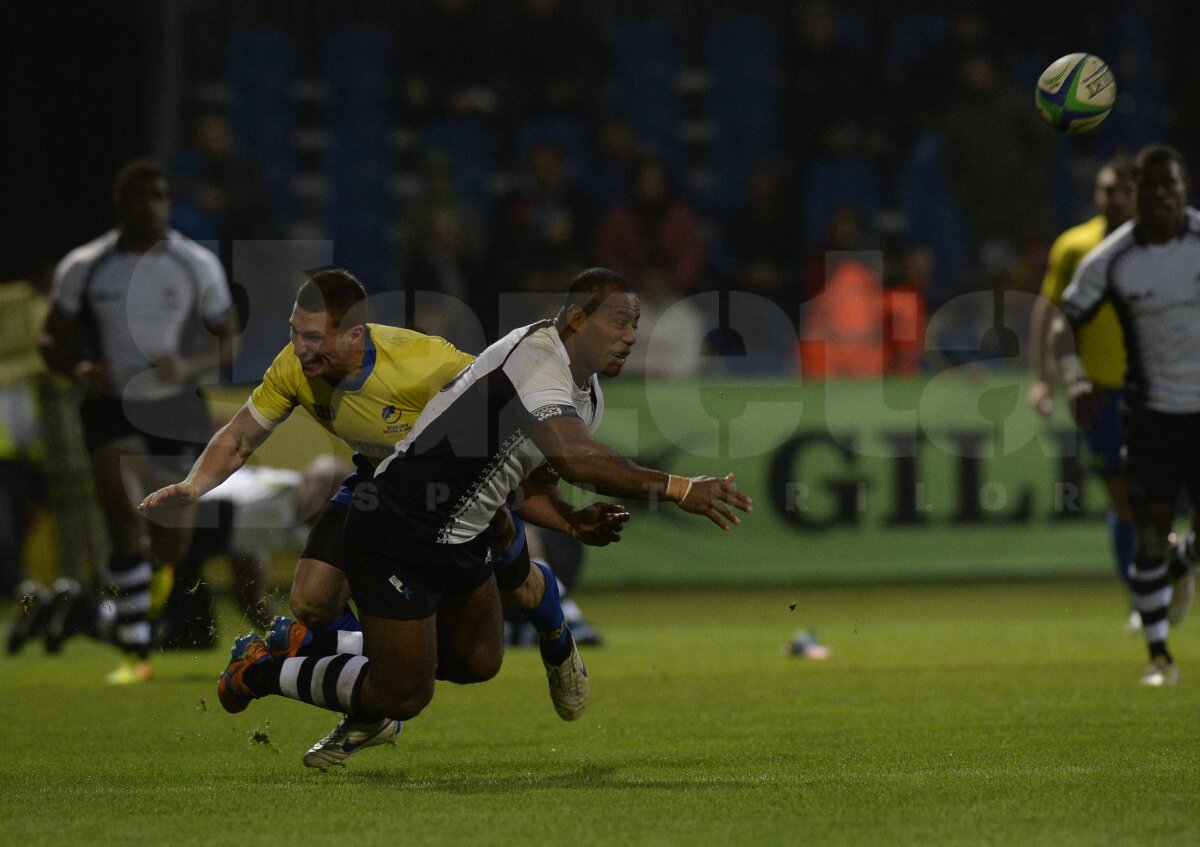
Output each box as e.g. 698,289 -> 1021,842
1134,144 -> 1188,182
562,267 -> 632,315
1100,154 -> 1135,183
113,159 -> 168,202
296,269 -> 369,331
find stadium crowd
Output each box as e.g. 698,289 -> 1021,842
165,0 -> 1191,378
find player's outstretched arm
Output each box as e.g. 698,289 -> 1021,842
529,415 -> 752,530
138,401 -> 271,511
1027,295 -> 1057,416
517,465 -> 630,546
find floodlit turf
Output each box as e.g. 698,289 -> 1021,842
3,580 -> 1198,846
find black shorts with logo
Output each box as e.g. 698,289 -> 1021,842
341,507 -> 493,621
1122,408 -> 1200,507
80,392 -> 210,456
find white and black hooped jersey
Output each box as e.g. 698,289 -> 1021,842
373,320 -> 604,544
1061,208 -> 1200,414
50,229 -> 233,401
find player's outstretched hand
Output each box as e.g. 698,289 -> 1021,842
1028,379 -> 1053,417
138,482 -> 200,512
678,473 -> 753,530
569,503 -> 631,546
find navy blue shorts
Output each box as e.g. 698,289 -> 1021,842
1081,387 -> 1124,479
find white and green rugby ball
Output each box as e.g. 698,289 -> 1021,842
1035,53 -> 1116,134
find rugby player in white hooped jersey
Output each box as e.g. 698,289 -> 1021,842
215,267 -> 752,768
1057,144 -> 1200,687
39,160 -> 239,685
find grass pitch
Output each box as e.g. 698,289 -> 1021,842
3,580 -> 1198,846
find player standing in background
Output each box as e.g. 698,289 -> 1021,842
215,268 -> 751,769
38,160 -> 239,684
1028,158 -> 1137,628
1057,144 -> 1200,686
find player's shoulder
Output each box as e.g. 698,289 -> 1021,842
369,323 -> 434,351
1076,220 -> 1136,274
263,341 -> 302,383
164,230 -> 225,277
508,322 -> 567,365
56,230 -> 119,278
515,322 -> 563,355
1185,207 -> 1200,234
370,323 -> 467,360
1053,216 -> 1107,255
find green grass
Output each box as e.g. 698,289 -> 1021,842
3,580 -> 1198,846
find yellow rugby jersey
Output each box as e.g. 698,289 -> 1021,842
1040,215 -> 1126,387
247,324 -> 474,466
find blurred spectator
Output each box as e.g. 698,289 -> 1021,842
903,10 -> 994,128
800,205 -> 878,303
724,162 -> 800,321
798,258 -> 886,379
619,268 -> 705,380
784,1 -> 887,158
502,0 -> 605,119
169,110 -> 277,265
0,280 -> 48,600
395,150 -> 488,271
883,246 -> 933,375
594,156 -> 706,294
940,53 -> 1058,261
587,114 -> 642,217
399,0 -> 501,121
495,140 -> 588,293
402,205 -> 488,348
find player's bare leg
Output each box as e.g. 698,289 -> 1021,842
290,557 -> 352,629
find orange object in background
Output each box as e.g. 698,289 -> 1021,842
883,285 -> 927,376
797,259 -> 886,378
797,258 -> 928,379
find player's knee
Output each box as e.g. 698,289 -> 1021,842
289,587 -> 340,630
439,644 -> 503,684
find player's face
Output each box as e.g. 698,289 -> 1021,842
1136,158 -> 1187,234
578,293 -> 639,378
1094,167 -> 1134,227
118,176 -> 170,242
289,305 -> 361,380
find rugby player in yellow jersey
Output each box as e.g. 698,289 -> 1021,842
1028,158 -> 1136,623
141,270 -> 627,758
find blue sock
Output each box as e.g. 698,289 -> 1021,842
525,561 -> 571,666
490,514 -> 527,572
324,607 -> 361,634
1108,512 -> 1135,592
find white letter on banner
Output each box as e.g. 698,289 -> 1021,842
645,291 -> 803,459
919,290 -> 1055,458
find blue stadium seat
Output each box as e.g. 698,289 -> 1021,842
705,14 -> 781,213
802,157 -> 882,246
226,26 -> 297,224
612,18 -> 682,166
